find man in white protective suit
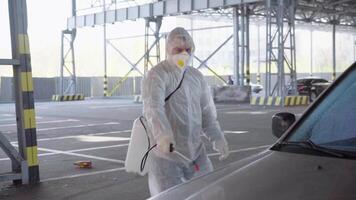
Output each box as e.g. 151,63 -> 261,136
142,27 -> 229,196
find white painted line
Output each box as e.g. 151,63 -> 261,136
76,135 -> 130,142
0,118 -> 14,122
224,111 -> 269,115
1,114 -> 14,117
0,119 -> 80,127
90,105 -> 142,109
67,144 -> 129,152
42,167 -> 126,182
0,143 -> 129,162
223,131 -> 248,134
216,107 -> 241,111
0,152 -> 56,161
10,130 -> 131,143
38,147 -> 125,164
208,145 -> 270,157
37,122 -> 120,132
88,130 -> 131,136
41,145 -> 271,182
36,119 -> 80,124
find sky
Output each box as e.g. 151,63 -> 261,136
0,0 -> 355,78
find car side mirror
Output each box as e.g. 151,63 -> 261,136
272,112 -> 296,138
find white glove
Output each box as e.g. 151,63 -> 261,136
213,138 -> 229,161
156,135 -> 175,154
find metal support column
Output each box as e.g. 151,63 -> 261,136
332,22 -> 337,81
60,0 -> 77,95
144,17 -> 162,74
353,34 -> 356,62
7,0 -> 39,184
257,24 -> 261,85
233,5 -> 250,86
233,6 -> 240,86
241,6 -> 245,86
103,0 -> 108,97
245,6 -> 251,86
310,27 -> 313,76
265,0 -> 297,103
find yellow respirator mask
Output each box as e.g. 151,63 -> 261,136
170,52 -> 191,69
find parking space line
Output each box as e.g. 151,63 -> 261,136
38,147 -> 125,164
0,119 -> 79,127
42,167 -> 126,182
224,131 -> 248,134
224,111 -> 270,115
10,130 -> 131,143
65,144 -> 129,153
40,144 -> 271,182
0,118 -> 15,122
90,105 -> 142,109
208,145 -> 270,157
1,114 -> 14,117
88,130 -> 131,136
216,107 -> 241,111
37,122 -> 120,132
0,144 -> 130,162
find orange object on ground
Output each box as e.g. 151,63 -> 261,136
74,161 -> 92,169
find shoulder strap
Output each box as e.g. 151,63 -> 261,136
164,70 -> 186,102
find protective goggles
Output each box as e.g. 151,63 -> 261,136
171,47 -> 193,55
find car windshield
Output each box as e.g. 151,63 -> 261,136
288,66 -> 356,153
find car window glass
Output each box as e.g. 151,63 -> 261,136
288,67 -> 356,152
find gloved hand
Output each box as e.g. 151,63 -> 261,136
156,135 -> 175,154
213,138 -> 229,161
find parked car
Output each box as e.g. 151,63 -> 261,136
150,64 -> 356,200
288,77 -> 331,100
250,82 -> 263,94
244,81 -> 263,94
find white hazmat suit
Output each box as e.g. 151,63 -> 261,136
142,27 -> 229,196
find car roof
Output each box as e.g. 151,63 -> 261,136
297,77 -> 327,80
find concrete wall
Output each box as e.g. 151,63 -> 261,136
0,72 -> 340,102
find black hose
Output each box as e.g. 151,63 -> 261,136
140,144 -> 157,172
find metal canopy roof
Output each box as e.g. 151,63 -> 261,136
67,0 -> 356,30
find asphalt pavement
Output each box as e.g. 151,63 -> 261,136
0,99 -> 307,200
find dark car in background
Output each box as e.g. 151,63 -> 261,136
296,77 -> 331,100
150,64 -> 356,200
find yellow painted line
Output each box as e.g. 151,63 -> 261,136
21,72 -> 34,92
26,146 -> 39,167
18,34 -> 30,54
23,109 -> 36,129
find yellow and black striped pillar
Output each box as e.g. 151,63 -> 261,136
103,75 -> 108,97
19,35 -> 39,184
9,0 -> 39,184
